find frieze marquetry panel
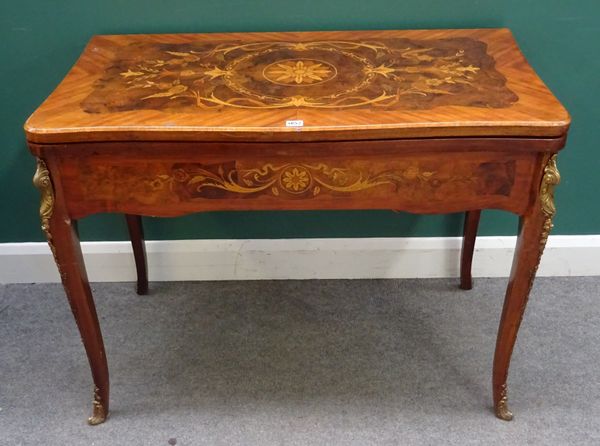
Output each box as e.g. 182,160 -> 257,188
71,158 -> 517,212
82,37 -> 518,113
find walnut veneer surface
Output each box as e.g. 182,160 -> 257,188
25,28 -> 570,426
25,28 -> 568,143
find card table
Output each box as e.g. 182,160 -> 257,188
25,29 -> 570,424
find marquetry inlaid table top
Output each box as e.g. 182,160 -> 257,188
25,28 -> 569,144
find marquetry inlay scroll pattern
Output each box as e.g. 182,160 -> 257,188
75,158 -> 517,207
82,38 -> 518,113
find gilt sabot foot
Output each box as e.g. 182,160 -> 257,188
494,384 -> 514,421
495,400 -> 514,421
88,413 -> 107,426
87,386 -> 108,425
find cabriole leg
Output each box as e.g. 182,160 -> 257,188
34,158 -> 109,425
460,210 -> 481,290
125,214 -> 148,295
492,155 -> 560,420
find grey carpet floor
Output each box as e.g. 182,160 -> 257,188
1,277 -> 599,446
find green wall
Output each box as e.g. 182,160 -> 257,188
1,1 -> 598,242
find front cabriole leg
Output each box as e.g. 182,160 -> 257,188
492,154 -> 560,421
33,158 -> 110,425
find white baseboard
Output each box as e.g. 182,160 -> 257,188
0,236 -> 598,284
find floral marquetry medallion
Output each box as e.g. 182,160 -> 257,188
263,59 -> 337,86
82,37 -> 518,113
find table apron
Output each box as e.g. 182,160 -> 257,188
53,149 -> 541,218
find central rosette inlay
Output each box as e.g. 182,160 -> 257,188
263,59 -> 337,86
280,166 -> 312,193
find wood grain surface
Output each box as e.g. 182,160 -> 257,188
24,29 -> 570,144
51,142 -> 540,219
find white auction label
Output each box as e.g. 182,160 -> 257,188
285,120 -> 304,127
